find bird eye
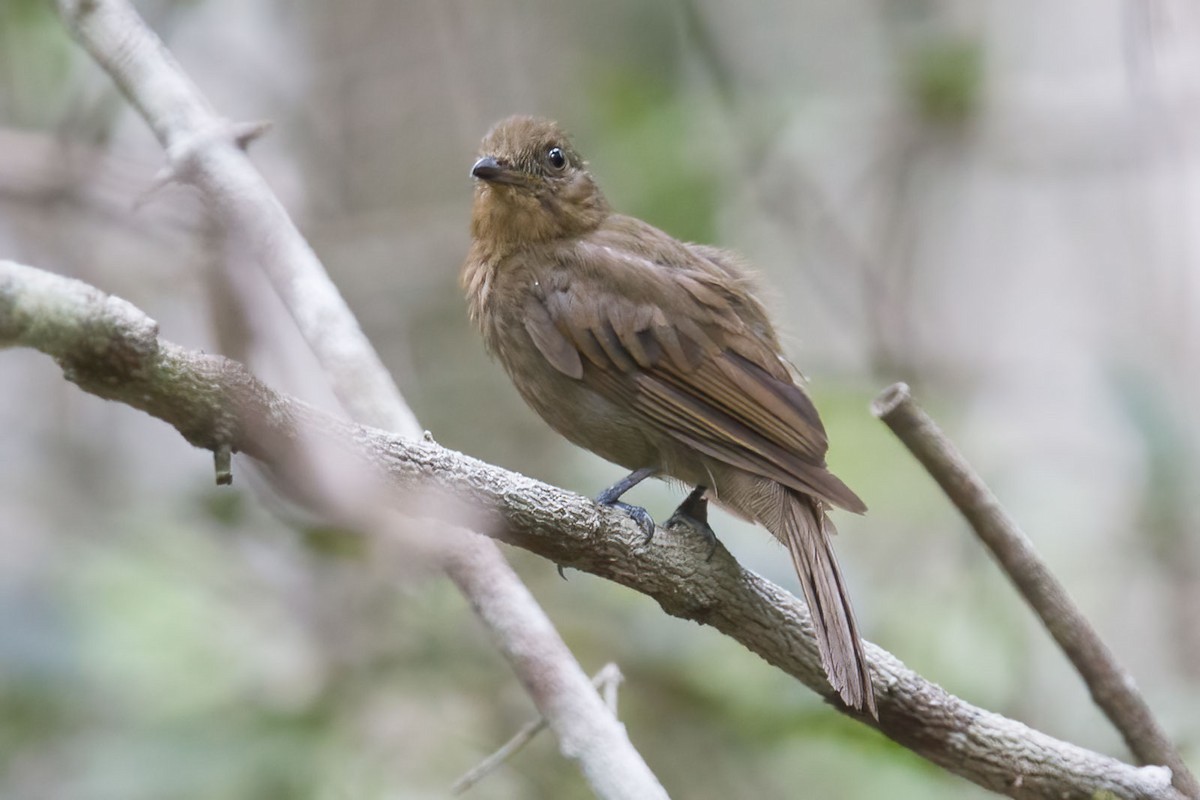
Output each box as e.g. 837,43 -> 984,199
546,146 -> 566,170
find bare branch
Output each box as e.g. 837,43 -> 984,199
873,382 -> 1198,799
1,260 -> 1184,800
451,664 -> 624,794
57,0 -> 413,432
444,546 -> 665,800
50,2 -> 668,797
453,714 -> 550,795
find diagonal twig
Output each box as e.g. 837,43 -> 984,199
873,381 -> 1198,799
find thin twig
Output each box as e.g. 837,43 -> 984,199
872,382 -> 1198,799
452,664 -> 624,795
1,260 -> 1185,800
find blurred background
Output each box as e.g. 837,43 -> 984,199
2,0 -> 1199,797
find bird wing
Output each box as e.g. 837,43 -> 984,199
523,219 -> 866,512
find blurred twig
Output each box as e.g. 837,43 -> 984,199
452,664 -> 624,795
678,0 -> 929,379
873,381 -> 1199,799
0,126 -> 199,242
1,259 -> 1184,800
50,2 -> 668,799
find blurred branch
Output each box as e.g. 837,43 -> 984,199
1,258 -> 667,798
0,126 -> 198,243
873,382 -> 1198,799
0,259 -> 1184,800
442,540 -> 665,800
50,2 -> 667,799
54,0 -> 412,432
452,664 -> 624,795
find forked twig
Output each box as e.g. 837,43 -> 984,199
453,664 -> 624,795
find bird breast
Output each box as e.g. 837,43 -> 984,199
478,259 -> 663,473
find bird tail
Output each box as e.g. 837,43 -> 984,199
780,491 -> 877,717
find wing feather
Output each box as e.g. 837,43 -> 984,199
526,219 -> 866,512
522,296 -> 582,379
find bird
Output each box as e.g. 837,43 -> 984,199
461,115 -> 876,717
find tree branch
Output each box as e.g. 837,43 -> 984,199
55,0 -> 412,432
1,259 -> 1184,800
32,3 -> 1197,795
873,382 -> 1199,798
452,664 -> 625,795
50,1 -> 668,797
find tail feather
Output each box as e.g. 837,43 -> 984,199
782,493 -> 876,717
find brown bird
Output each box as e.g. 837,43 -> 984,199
462,115 -> 876,716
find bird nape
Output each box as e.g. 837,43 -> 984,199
461,115 -> 876,718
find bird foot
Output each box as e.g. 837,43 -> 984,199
595,467 -> 658,542
599,499 -> 657,542
665,485 -> 720,561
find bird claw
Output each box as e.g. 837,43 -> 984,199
665,486 -> 720,561
603,500 -> 657,542
594,467 -> 659,542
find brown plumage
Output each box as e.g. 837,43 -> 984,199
462,115 -> 876,716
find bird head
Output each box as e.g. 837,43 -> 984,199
469,116 -> 609,252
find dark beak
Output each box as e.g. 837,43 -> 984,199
471,156 -> 525,186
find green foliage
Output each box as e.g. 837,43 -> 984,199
904,37 -> 983,126
0,0 -> 76,126
1109,365 -> 1197,552
583,68 -> 720,244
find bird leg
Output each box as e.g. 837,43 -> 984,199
595,467 -> 658,541
665,485 -> 720,561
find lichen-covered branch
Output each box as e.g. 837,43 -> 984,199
1,260 -> 1183,800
